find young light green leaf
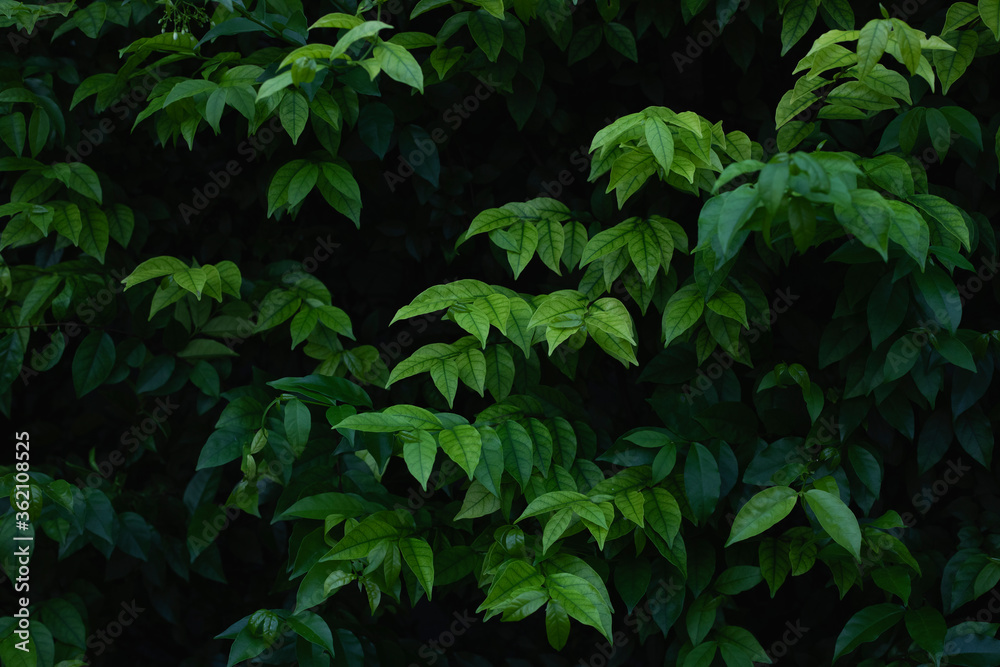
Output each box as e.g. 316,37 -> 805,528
643,487 -> 681,546
403,429 -> 437,491
545,601 -> 571,650
455,479 -> 501,520
662,284 -> 704,347
439,424 -> 482,479
856,19 -> 889,79
399,536 -> 434,600
332,404 -> 443,432
643,116 -> 674,172
542,507 -> 574,554
803,489 -> 862,560
726,486 -> 798,546
321,517 -> 400,560
545,572 -> 613,641
374,41 -> 424,92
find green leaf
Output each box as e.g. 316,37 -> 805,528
944,635 -> 1000,666
274,492 -> 364,522
643,118 -> 675,175
289,308 -> 319,348
607,151 -> 656,207
27,108 -> 49,158
76,204 -> 110,263
687,593 -> 721,644
886,201 -> 929,269
330,20 -> 393,60
439,424 -> 482,479
0,112 -> 26,157
374,41 -> 424,92
586,297 -> 636,344
284,398 -> 311,450
497,220 -> 539,279
468,208 -> 519,237
322,516 -> 401,560
498,420 -> 534,490
614,489 -> 645,527
662,284 -> 704,347
310,12 -> 365,29
455,479 -> 501,519
479,560 -> 545,612
535,218 -> 566,275
603,23 -> 637,61
706,288 -> 749,328
726,486 -> 798,546
52,202 -> 82,245
403,429 -> 437,491
943,2 -> 980,33
106,204 -> 134,248
904,607 -> 946,656
980,0 -> 1000,40
627,223 -> 662,286
713,566 -> 762,595
286,612 -> 337,657
911,265 -> 962,334
317,162 -> 362,226
269,374 -> 372,407
255,289 -> 302,333
430,45 -> 464,78
684,642 -> 718,667
173,266 -> 207,298
227,626 -> 270,667
399,536 -> 434,600
685,442 -> 721,524
859,64 -> 911,103
955,408 -> 993,468
358,102 -> 394,159
195,427 -> 247,471
333,405 -> 443,432
872,566 -> 911,604
164,79 -> 218,108
268,160 -> 319,215
644,487 -> 682,546
517,490 -> 591,522
856,19 -> 889,78
545,572 -> 613,641
833,604 -> 904,662
781,0 -> 819,55
474,426 -> 505,496
716,625 -> 771,664
545,601 -> 571,650
932,30 -> 978,95
909,193 -> 972,252
834,189 -> 890,260
483,345 -> 515,402
580,219 -> 636,266
39,598 -> 86,648
803,489 -> 862,560
542,507 -> 574,554
758,536 -> 791,597
468,10 -> 504,61
72,331 -> 115,397
279,91 -> 310,144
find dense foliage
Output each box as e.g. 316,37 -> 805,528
1,0 -> 1000,665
